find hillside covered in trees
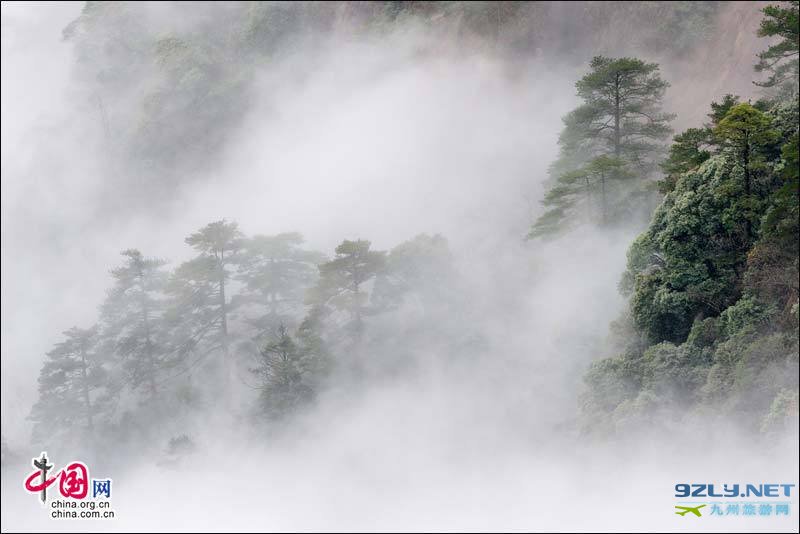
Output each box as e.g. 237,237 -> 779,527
1,1 -> 797,532
54,1 -> 766,210
15,0 -> 794,459
575,1 -> 799,436
28,225 -> 463,456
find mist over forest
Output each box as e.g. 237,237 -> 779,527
1,2 -> 798,532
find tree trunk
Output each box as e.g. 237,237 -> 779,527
614,73 -> 621,158
80,348 -> 93,431
743,132 -> 751,195
607,73 -> 622,224
139,271 -> 158,401
743,131 -> 752,239
219,249 -> 230,404
601,171 -> 607,224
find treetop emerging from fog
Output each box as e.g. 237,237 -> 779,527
529,56 -> 674,238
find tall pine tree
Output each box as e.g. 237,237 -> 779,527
236,232 -> 324,340
529,56 -> 674,238
307,240 -> 386,343
29,326 -> 110,449
166,220 -> 243,404
100,249 -> 170,403
252,325 -> 313,420
754,0 -> 799,99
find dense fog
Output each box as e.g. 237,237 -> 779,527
2,2 -> 798,532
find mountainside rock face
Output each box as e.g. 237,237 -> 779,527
664,1 -> 773,130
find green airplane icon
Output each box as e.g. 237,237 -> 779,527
675,504 -> 706,517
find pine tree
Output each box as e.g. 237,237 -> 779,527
100,249 -> 169,403
253,325 -> 313,420
715,104 -> 780,192
714,103 -> 781,239
754,0 -> 799,99
307,240 -> 386,341
529,56 -> 674,238
295,307 -> 331,389
658,94 -> 740,194
535,155 -> 634,234
29,326 -> 110,448
373,233 -> 456,313
707,94 -> 742,126
236,232 -> 324,340
658,129 -> 713,193
166,220 -> 243,403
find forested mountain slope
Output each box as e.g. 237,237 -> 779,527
2,0 -> 797,466
579,1 -> 799,437
60,1 -> 770,211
